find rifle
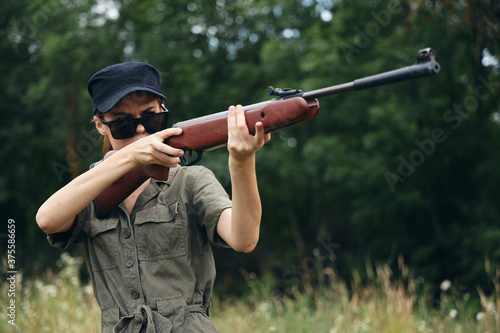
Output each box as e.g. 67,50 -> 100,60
93,47 -> 440,218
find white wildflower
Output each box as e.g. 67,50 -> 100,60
59,252 -> 73,266
35,279 -> 44,292
44,284 -> 57,298
486,301 -> 496,313
257,301 -> 272,320
476,311 -> 484,321
417,320 -> 426,332
84,284 -> 94,295
258,301 -> 271,313
449,309 -> 458,318
70,276 -> 79,287
440,279 -> 451,291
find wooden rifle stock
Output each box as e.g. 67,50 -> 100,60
167,97 -> 320,150
93,47 -> 440,218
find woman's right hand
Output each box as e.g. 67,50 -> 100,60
121,128 -> 185,168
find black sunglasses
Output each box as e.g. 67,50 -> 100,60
100,107 -> 168,140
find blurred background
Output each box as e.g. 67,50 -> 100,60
1,0 -> 499,301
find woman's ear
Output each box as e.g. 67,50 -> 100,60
93,116 -> 107,136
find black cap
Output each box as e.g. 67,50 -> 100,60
87,62 -> 167,114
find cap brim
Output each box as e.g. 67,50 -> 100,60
95,86 -> 167,113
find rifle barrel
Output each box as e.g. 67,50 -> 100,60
302,58 -> 441,100
352,60 -> 441,91
302,82 -> 354,99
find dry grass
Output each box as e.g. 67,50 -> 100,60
1,253 -> 100,333
1,253 -> 499,333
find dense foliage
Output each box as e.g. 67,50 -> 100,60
1,0 -> 499,297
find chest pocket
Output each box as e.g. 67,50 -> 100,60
83,216 -> 119,271
134,202 -> 186,261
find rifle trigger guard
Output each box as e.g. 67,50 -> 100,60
179,149 -> 203,166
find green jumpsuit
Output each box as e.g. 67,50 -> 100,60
48,165 -> 232,332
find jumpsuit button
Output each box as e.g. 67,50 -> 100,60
125,258 -> 134,268
131,289 -> 140,299
123,229 -> 131,239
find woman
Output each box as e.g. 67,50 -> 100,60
36,62 -> 270,332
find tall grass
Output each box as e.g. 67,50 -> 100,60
1,253 -> 498,332
1,253 -> 100,333
211,263 -> 499,333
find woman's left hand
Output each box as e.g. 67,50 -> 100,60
227,105 -> 271,162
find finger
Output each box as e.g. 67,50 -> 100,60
151,140 -> 184,159
154,127 -> 183,139
149,128 -> 185,157
255,122 -> 271,143
235,105 -> 249,137
254,122 -> 271,147
227,105 -> 238,143
130,136 -> 182,166
146,143 -> 182,167
264,132 -> 271,143
254,121 -> 266,144
153,153 -> 181,168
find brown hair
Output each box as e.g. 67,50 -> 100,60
94,111 -> 113,155
102,135 -> 113,155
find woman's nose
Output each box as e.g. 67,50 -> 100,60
136,123 -> 146,134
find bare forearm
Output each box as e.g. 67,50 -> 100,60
227,155 -> 262,252
36,150 -> 138,234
